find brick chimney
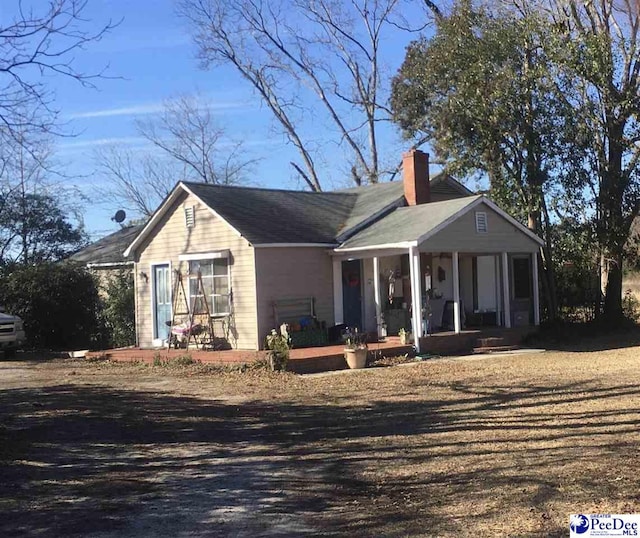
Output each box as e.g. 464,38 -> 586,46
402,148 -> 430,205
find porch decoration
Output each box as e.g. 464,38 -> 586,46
343,327 -> 368,369
398,327 -> 413,345
265,323 -> 291,371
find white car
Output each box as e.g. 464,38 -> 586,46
0,310 -> 26,357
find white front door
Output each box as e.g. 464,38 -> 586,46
153,264 -> 171,340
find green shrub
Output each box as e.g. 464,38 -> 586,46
0,262 -> 104,350
265,326 -> 291,371
100,270 -> 135,348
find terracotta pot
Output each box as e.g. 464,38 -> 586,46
344,347 -> 368,369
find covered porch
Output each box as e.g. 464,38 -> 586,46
332,196 -> 544,354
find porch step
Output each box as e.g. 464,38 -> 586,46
473,335 -> 520,354
476,337 -> 507,348
473,344 -> 520,354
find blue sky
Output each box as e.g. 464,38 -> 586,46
41,0 -> 430,239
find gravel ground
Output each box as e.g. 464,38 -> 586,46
1,342 -> 640,537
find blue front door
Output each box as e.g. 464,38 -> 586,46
153,264 -> 171,340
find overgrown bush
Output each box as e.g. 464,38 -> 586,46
100,270 -> 135,348
622,289 -> 640,323
265,325 -> 290,371
0,262 -> 104,350
550,220 -> 601,322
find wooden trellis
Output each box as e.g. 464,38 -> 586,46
169,270 -> 215,349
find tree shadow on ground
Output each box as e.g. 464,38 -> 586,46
1,378 -> 639,536
525,323 -> 640,352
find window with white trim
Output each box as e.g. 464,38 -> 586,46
475,211 -> 488,233
188,258 -> 230,315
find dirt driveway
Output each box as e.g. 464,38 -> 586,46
1,344 -> 640,537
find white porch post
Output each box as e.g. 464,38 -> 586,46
373,256 -> 382,337
532,252 -> 540,326
332,258 -> 344,325
452,251 -> 461,334
502,252 -> 511,328
409,246 -> 422,353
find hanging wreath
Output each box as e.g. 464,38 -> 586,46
347,273 -> 360,287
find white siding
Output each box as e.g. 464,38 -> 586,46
432,255 -> 454,299
477,255 -> 497,311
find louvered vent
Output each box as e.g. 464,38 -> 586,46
184,206 -> 195,228
475,211 -> 488,233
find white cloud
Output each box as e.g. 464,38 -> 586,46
58,136 -> 149,151
68,100 -> 251,120
68,104 -> 166,119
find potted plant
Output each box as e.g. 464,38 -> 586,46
343,327 -> 368,369
265,324 -> 291,371
398,327 -> 412,345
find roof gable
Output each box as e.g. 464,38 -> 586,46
336,195 -> 544,252
430,173 -> 474,199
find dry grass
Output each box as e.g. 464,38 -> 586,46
2,345 -> 640,536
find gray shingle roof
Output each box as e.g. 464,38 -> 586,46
127,175 -> 476,255
183,181 -> 405,245
69,225 -> 143,265
337,195 -> 482,250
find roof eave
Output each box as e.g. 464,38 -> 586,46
253,242 -> 338,248
334,240 -> 418,253
86,261 -> 133,268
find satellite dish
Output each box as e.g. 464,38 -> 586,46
112,210 -> 126,224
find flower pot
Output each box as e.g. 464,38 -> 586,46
344,347 -> 368,369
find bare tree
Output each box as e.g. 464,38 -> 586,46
94,146 -> 176,218
0,0 -> 116,148
136,94 -> 255,185
178,0 -> 425,190
95,94 -> 257,217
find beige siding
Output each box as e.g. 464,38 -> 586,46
421,202 -> 540,253
254,247 -> 334,346
134,191 -> 258,349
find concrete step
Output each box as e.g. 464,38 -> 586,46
476,337 -> 506,348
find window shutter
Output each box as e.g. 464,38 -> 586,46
475,211 -> 488,233
184,206 -> 195,229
